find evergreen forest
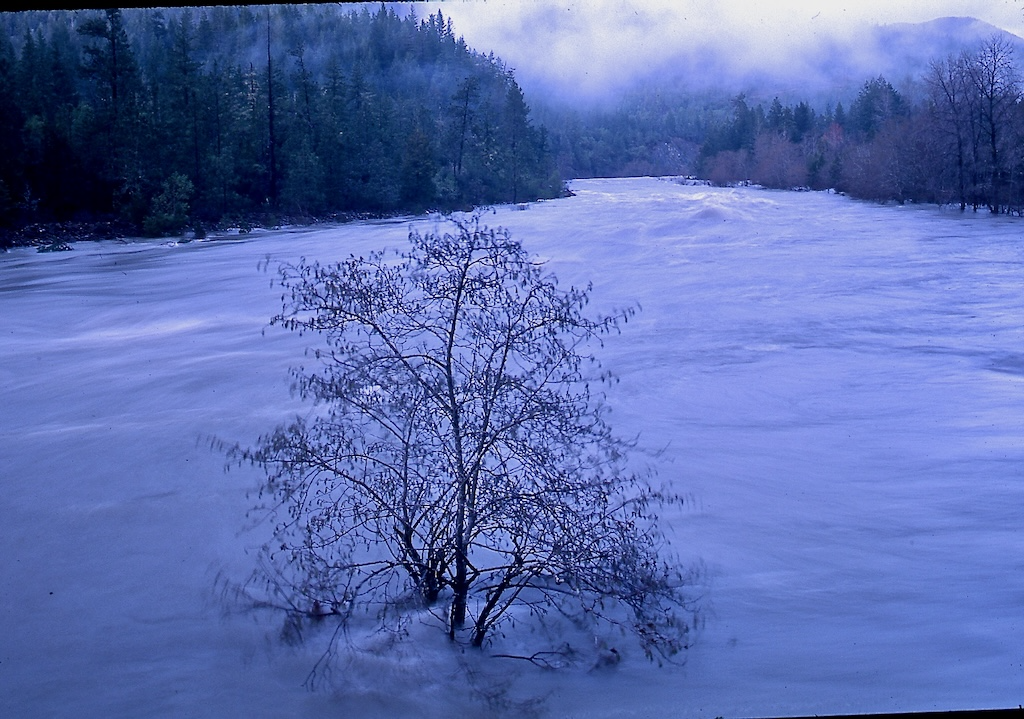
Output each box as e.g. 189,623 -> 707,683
0,5 -> 560,243
3,5 -> 1024,248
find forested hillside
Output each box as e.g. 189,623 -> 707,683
3,5 -> 1022,246
0,5 -> 560,240
538,88 -> 724,180
694,37 -> 1024,213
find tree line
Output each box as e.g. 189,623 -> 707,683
696,37 -> 1024,213
539,88 -> 717,180
4,6 -> 1021,245
0,5 -> 560,240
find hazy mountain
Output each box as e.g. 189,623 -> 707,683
690,16 -> 1024,103
837,17 -> 1024,98
523,16 -> 1024,107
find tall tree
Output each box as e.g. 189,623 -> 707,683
847,76 -> 906,140
265,8 -> 278,209
927,54 -> 972,210
449,75 -> 480,187
169,11 -> 202,186
0,30 -> 22,223
503,78 -> 532,203
964,37 -> 1020,213
77,8 -> 144,217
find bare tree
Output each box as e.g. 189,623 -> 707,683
964,37 -> 1021,213
750,133 -> 807,189
237,217 -> 697,670
928,54 -> 973,210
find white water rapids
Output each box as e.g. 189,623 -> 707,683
2,177 -> 1022,717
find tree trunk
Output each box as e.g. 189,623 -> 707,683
266,10 -> 278,209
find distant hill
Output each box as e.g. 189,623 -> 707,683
876,16 -> 1024,64
530,16 -> 1024,107
859,17 -> 1024,93
691,16 -> 1024,103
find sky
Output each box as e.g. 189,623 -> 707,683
413,0 -> 1024,101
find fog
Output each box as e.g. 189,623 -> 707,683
411,0 -> 1024,104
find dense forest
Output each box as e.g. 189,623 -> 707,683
693,37 -> 1024,213
0,5 -> 560,244
2,5 -> 1023,249
539,87 -> 721,180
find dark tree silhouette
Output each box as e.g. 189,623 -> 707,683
0,6 -> 561,239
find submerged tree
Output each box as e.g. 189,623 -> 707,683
239,218 -> 695,669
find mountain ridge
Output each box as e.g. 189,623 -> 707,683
522,15 -> 1024,106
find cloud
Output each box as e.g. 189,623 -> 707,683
413,0 -> 1024,103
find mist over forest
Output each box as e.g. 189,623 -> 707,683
3,4 -> 1024,248
0,5 -> 560,247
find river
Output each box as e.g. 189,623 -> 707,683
3,177 -> 1022,717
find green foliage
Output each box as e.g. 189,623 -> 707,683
847,76 -> 906,140
143,172 -> 193,236
399,127 -> 437,209
9,6 -> 1022,225
0,5 -> 560,232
